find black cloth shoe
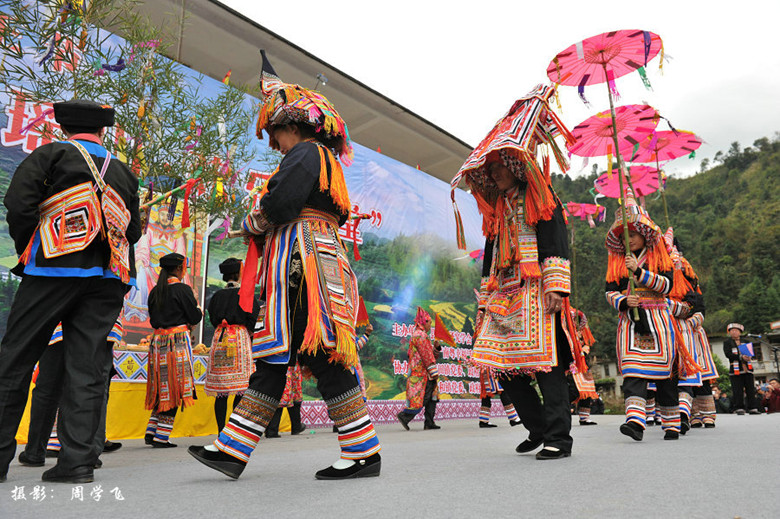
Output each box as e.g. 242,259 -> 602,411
690,422 -> 703,428
41,465 -> 94,484
646,419 -> 656,426
94,458 -> 102,469
144,434 -> 154,445
735,409 -> 746,415
479,422 -> 498,428
45,449 -> 59,458
396,412 -> 411,431
151,440 -> 177,448
188,446 -> 246,480
103,441 -> 123,452
510,419 -> 522,427
579,420 -> 598,426
332,425 -> 339,433
265,431 -> 281,438
704,422 -> 715,428
291,424 -> 307,435
664,430 -> 680,440
620,422 -> 644,441
748,409 -> 760,415
423,424 -> 441,430
18,452 -> 45,467
515,437 -> 544,453
314,453 -> 381,480
536,447 -> 571,460
0,472 -> 6,483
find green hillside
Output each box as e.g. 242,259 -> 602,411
553,135 -> 780,360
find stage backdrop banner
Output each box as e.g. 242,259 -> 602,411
0,15 -> 496,434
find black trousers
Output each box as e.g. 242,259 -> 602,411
422,379 -> 438,427
499,315 -> 574,452
693,380 -> 712,397
622,376 -> 678,406
214,395 -> 242,432
0,276 -> 124,473
730,373 -> 758,410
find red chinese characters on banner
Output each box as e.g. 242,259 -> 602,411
50,34 -> 80,73
244,168 -> 272,192
0,93 -> 58,154
338,203 -> 383,245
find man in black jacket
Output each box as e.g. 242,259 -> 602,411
723,323 -> 759,415
0,100 -> 141,484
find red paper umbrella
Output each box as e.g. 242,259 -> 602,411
628,130 -> 703,163
594,165 -> 662,198
567,104 -> 659,159
547,30 -> 663,104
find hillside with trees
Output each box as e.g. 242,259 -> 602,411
552,134 -> 780,361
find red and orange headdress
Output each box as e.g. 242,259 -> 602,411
605,188 -> 672,282
414,306 -> 431,328
255,50 -> 353,166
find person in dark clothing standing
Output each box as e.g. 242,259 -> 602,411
723,323 -> 759,415
205,258 -> 260,431
144,253 -> 202,447
0,100 -> 140,484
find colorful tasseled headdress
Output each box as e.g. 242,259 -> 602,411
450,84 -> 575,250
253,50 -> 352,214
604,187 -> 672,282
414,306 -> 431,328
255,50 -> 354,166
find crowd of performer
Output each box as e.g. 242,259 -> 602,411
0,55 -> 773,486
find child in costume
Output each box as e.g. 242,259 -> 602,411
568,306 -> 599,426
397,307 -> 440,431
145,252 -> 202,447
604,192 -> 681,441
205,258 -> 260,432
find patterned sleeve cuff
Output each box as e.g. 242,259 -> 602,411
541,256 -> 571,295
667,299 -> 691,319
242,208 -> 272,235
427,364 -> 439,378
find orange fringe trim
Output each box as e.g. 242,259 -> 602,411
561,298 -> 589,375
298,252 -> 359,368
605,238 -> 674,283
144,326 -> 195,412
316,146 -> 351,214
669,268 -> 694,301
672,318 -> 701,378
581,326 -> 596,348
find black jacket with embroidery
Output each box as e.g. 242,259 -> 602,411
4,139 -> 141,280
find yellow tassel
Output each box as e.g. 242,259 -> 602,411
659,43 -> 665,74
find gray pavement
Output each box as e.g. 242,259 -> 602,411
1,413 -> 779,518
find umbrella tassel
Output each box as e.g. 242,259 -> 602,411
637,66 -> 653,90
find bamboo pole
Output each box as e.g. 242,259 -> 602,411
655,154 -> 671,229
602,63 -> 639,320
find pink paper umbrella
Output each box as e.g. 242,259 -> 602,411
566,202 -> 606,228
628,130 -> 703,163
594,165 -> 661,198
547,30 -> 663,104
567,104 -> 659,158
